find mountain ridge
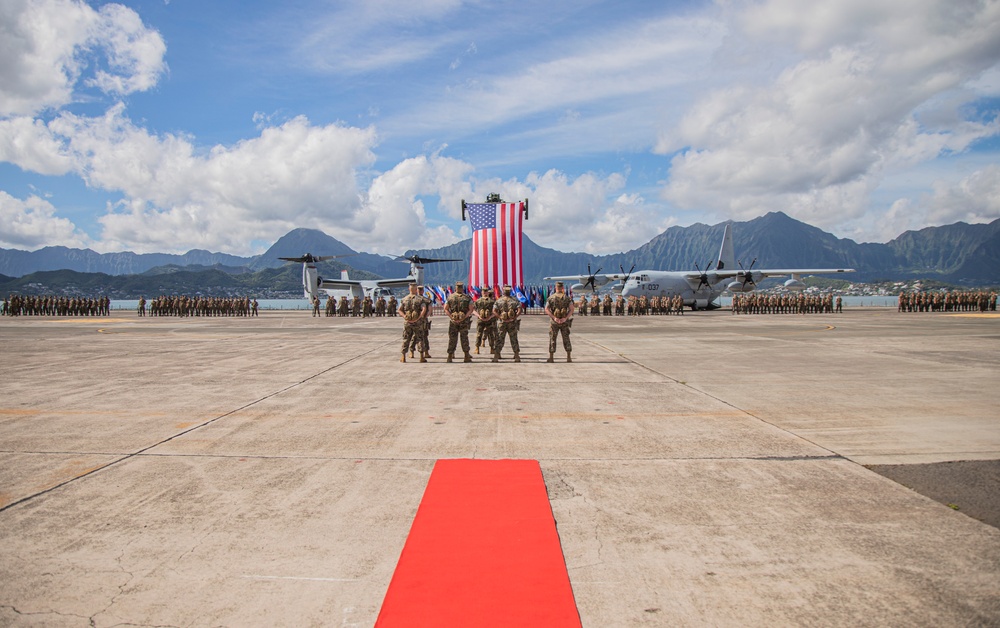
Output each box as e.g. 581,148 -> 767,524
2,212 -> 998,285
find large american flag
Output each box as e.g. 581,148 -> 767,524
466,201 -> 524,288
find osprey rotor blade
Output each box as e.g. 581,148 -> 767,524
393,254 -> 463,264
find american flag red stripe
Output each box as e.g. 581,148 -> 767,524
467,202 -> 524,288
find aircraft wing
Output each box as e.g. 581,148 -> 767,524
681,268 -> 855,281
318,278 -> 364,290
320,277 -> 416,290
750,268 -> 855,278
374,278 -> 417,288
543,274 -> 618,284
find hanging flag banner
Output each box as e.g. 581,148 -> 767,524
463,199 -> 527,289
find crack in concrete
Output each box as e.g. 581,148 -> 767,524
0,340 -> 395,515
1,603 -> 90,623
87,547 -> 136,628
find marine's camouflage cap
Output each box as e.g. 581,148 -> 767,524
502,285 -> 512,294
555,281 -> 564,288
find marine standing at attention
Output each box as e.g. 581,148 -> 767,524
444,281 -> 475,363
418,285 -> 433,360
399,284 -> 427,363
545,281 -> 574,363
493,285 -> 522,363
474,286 -> 497,355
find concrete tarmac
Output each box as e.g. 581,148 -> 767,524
0,309 -> 998,626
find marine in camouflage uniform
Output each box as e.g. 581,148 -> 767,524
474,286 -> 497,355
398,284 -> 427,363
545,281 -> 574,362
417,286 -> 433,359
492,285 -> 522,363
444,281 -> 475,362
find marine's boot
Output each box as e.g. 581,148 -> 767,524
514,352 -> 521,363
464,352 -> 472,363
566,352 -> 572,363
447,353 -> 454,363
492,352 -> 499,363
400,354 -> 406,363
410,351 -> 414,358
547,353 -> 554,363
474,346 -> 479,354
419,354 -> 427,363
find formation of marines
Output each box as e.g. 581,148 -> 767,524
323,294 -> 398,317
732,293 -> 842,314
139,295 -> 258,317
3,294 -> 110,316
574,293 -> 686,315
400,282 -> 576,364
897,290 -> 997,313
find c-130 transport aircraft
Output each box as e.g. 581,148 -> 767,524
546,223 -> 855,310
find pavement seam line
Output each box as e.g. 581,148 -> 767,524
582,336 -> 847,461
0,341 -> 394,514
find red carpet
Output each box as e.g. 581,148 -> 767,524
376,459 -> 580,627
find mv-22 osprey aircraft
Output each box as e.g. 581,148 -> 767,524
546,223 -> 855,310
279,253 -> 461,302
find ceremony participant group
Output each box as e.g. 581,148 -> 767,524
397,281 -> 576,364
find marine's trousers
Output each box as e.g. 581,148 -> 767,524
418,320 -> 431,353
549,320 -> 572,354
447,320 -> 472,355
475,320 -> 497,351
495,321 -> 520,356
401,322 -> 421,354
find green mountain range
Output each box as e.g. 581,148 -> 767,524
2,212 -> 998,297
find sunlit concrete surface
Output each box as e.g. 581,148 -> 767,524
0,309 -> 997,626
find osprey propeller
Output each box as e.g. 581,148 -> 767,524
278,253 -> 354,264
583,263 -> 603,292
392,254 -> 463,265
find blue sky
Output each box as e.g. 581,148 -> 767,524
1,0 -> 998,255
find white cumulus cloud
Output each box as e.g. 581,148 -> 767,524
0,191 -> 92,249
658,0 -> 1000,235
925,164 -> 1000,225
461,169 -> 667,254
2,104 -> 382,253
0,0 -> 166,116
